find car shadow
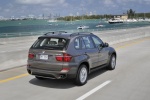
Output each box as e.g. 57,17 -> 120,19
29,68 -> 108,89
29,78 -> 75,89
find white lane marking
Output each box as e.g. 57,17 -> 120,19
76,80 -> 111,100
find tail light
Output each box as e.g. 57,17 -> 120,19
28,53 -> 34,59
56,53 -> 72,62
63,53 -> 72,62
56,56 -> 63,62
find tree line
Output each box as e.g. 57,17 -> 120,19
57,15 -> 112,21
126,9 -> 150,19
57,9 -> 150,21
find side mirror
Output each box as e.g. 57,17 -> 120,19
97,44 -> 104,51
98,43 -> 109,51
104,42 -> 109,47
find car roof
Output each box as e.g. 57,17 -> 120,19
38,31 -> 94,39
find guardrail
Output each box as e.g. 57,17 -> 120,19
0,32 -> 43,38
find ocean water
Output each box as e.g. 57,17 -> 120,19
0,19 -> 150,38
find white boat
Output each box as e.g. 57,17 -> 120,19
96,24 -> 104,27
108,18 -> 123,24
126,19 -> 138,22
77,25 -> 89,29
47,19 -> 57,23
145,18 -> 150,22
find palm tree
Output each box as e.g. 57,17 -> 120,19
127,9 -> 135,19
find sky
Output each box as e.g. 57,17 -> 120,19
0,0 -> 150,18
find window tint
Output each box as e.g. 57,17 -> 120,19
32,37 -> 67,50
92,36 -> 103,47
81,38 -> 86,49
74,38 -> 80,49
82,36 -> 95,49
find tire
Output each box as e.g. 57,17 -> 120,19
35,76 -> 46,80
75,64 -> 88,86
107,54 -> 116,70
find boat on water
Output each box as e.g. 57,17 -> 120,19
77,25 -> 89,29
125,19 -> 137,22
96,24 -> 104,27
108,18 -> 123,24
47,19 -> 57,23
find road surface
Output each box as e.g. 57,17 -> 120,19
0,37 -> 150,100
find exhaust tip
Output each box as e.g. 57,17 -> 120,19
27,69 -> 32,74
59,74 -> 67,79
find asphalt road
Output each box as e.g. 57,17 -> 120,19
0,37 -> 150,100
0,42 -> 31,70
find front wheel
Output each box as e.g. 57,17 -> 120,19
75,64 -> 88,86
107,55 -> 116,70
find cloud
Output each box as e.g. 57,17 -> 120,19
16,0 -> 67,6
101,0 -> 150,6
7,3 -> 14,8
103,0 -> 114,5
1,0 -> 150,17
16,0 -> 52,4
143,0 -> 150,4
4,9 -> 10,12
99,0 -> 118,8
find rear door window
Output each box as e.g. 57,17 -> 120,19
74,38 -> 80,49
81,38 -> 86,49
82,36 -> 95,49
31,37 -> 68,50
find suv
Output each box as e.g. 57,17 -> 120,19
27,31 -> 116,85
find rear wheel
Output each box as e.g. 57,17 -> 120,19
35,76 -> 46,80
75,64 -> 88,86
107,55 -> 116,70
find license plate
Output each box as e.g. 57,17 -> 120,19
40,55 -> 48,60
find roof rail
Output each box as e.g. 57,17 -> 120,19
70,33 -> 79,37
44,31 -> 67,35
70,32 -> 93,37
78,32 -> 93,35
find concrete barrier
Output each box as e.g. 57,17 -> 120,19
0,36 -> 39,44
101,32 -> 150,45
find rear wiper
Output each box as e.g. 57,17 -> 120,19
42,46 -> 54,50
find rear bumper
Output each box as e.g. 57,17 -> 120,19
27,66 -> 78,79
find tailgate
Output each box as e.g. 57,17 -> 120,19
28,49 -> 64,71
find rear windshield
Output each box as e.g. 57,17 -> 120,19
31,37 -> 68,50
